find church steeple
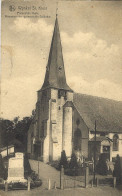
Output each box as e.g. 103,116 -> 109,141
41,16 -> 72,92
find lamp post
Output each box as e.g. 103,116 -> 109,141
38,144 -> 40,178
93,120 -> 96,184
6,129 -> 9,159
33,137 -> 39,176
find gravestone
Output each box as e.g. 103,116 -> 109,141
7,153 -> 27,183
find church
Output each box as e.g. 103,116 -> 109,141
27,17 -> 122,163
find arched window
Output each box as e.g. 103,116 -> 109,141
74,129 -> 82,150
113,134 -> 119,151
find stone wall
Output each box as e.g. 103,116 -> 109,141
37,89 -> 73,162
73,108 -> 89,158
63,106 -> 73,157
27,88 -> 74,162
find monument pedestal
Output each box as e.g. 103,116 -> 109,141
7,153 -> 27,183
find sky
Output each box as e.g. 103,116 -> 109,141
1,0 -> 122,120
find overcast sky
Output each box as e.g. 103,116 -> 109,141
1,0 -> 122,120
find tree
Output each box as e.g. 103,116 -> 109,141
113,155 -> 121,184
0,118 -> 14,149
0,115 -> 33,152
69,152 -> 78,169
14,116 -> 32,151
58,150 -> 68,169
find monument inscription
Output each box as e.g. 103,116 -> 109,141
7,153 -> 27,183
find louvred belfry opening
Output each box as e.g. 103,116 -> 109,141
41,16 -> 72,92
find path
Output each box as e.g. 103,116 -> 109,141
29,160 -> 60,189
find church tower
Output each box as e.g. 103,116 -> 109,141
35,16 -> 73,162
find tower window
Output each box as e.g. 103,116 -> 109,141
58,89 -> 67,99
59,106 -> 61,110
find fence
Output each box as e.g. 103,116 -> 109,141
60,165 -> 89,189
60,165 -> 116,189
95,176 -> 116,187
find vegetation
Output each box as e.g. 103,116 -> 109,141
113,154 -> 121,184
69,153 -> 78,169
49,151 -> 86,176
0,154 -> 5,179
58,150 -> 68,169
0,111 -> 35,151
96,154 -> 108,175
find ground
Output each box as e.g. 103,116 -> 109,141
0,186 -> 122,196
0,160 -> 122,196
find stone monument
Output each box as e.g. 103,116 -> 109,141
7,153 -> 27,183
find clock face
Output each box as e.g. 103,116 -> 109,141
58,66 -> 62,71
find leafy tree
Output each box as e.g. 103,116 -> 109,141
0,114 -> 33,151
113,155 -> 121,184
0,118 -> 14,147
69,152 -> 78,169
58,150 -> 68,169
14,116 -> 33,151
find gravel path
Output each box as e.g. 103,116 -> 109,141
29,159 -> 60,189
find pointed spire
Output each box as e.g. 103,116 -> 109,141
41,17 -> 72,92
56,1 -> 58,18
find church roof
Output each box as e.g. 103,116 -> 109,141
73,93 -> 122,133
89,136 -> 112,142
40,17 -> 72,92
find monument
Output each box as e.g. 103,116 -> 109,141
7,153 -> 27,183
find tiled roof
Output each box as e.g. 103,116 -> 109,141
73,93 -> 122,133
90,136 -> 112,142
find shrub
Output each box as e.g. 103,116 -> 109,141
48,160 -> 60,170
58,150 -> 68,170
96,154 -> 108,175
69,153 -> 78,169
113,155 -> 121,184
30,171 -> 39,181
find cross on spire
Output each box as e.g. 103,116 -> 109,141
56,1 -> 58,18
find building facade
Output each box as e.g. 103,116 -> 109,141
27,17 -> 122,163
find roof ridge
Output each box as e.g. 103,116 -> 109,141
74,92 -> 122,103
